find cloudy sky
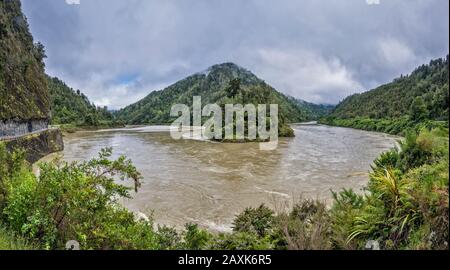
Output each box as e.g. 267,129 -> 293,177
21,0 -> 449,109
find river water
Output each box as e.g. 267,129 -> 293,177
41,124 -> 399,232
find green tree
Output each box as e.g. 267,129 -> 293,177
232,205 -> 275,237
226,78 -> 241,98
410,96 -> 428,122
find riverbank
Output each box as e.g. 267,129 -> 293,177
319,116 -> 448,136
53,122 -> 127,135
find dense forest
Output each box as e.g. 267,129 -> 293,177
0,0 -> 48,121
321,56 -> 449,135
48,76 -> 118,128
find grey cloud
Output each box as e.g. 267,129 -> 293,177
21,0 -> 449,108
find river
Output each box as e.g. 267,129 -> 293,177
38,124 -> 399,232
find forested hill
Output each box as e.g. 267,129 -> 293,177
322,55 -> 449,135
48,76 -> 115,127
0,0 -> 49,120
292,98 -> 334,121
116,63 -> 327,125
331,56 -> 449,120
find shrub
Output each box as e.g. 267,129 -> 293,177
0,143 -> 28,212
182,223 -> 212,250
278,200 -> 332,250
232,204 -> 275,238
0,225 -> 37,250
330,189 -> 365,249
1,147 -> 162,250
207,232 -> 274,250
343,128 -> 449,249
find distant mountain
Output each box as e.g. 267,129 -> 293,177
0,0 -> 49,121
48,76 -> 115,127
117,63 -> 325,128
289,97 -> 335,121
330,56 -> 449,121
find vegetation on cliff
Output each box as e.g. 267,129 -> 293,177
0,1 -> 115,130
0,0 -> 49,121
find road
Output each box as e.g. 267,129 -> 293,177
0,128 -> 49,141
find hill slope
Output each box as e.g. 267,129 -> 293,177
322,55 -> 449,134
330,56 -> 448,120
117,63 -> 323,126
48,76 -> 115,127
0,0 -> 49,120
291,98 -> 334,120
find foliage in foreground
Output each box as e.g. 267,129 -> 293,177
0,226 -> 36,250
0,127 -> 448,250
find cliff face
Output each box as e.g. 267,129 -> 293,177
3,128 -> 63,163
0,0 -> 50,122
0,0 -> 63,162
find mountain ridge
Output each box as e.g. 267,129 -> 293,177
116,62 -> 328,126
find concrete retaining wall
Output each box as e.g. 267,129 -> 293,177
0,119 -> 49,138
2,128 -> 64,163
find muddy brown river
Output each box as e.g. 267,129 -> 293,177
39,124 -> 399,232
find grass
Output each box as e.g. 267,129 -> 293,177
0,226 -> 37,250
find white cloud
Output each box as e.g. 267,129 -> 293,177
55,72 -> 169,109
252,49 -> 363,104
366,0 -> 380,5
378,38 -> 416,67
65,0 -> 80,5
21,0 -> 449,108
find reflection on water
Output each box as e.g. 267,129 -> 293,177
46,124 -> 399,231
